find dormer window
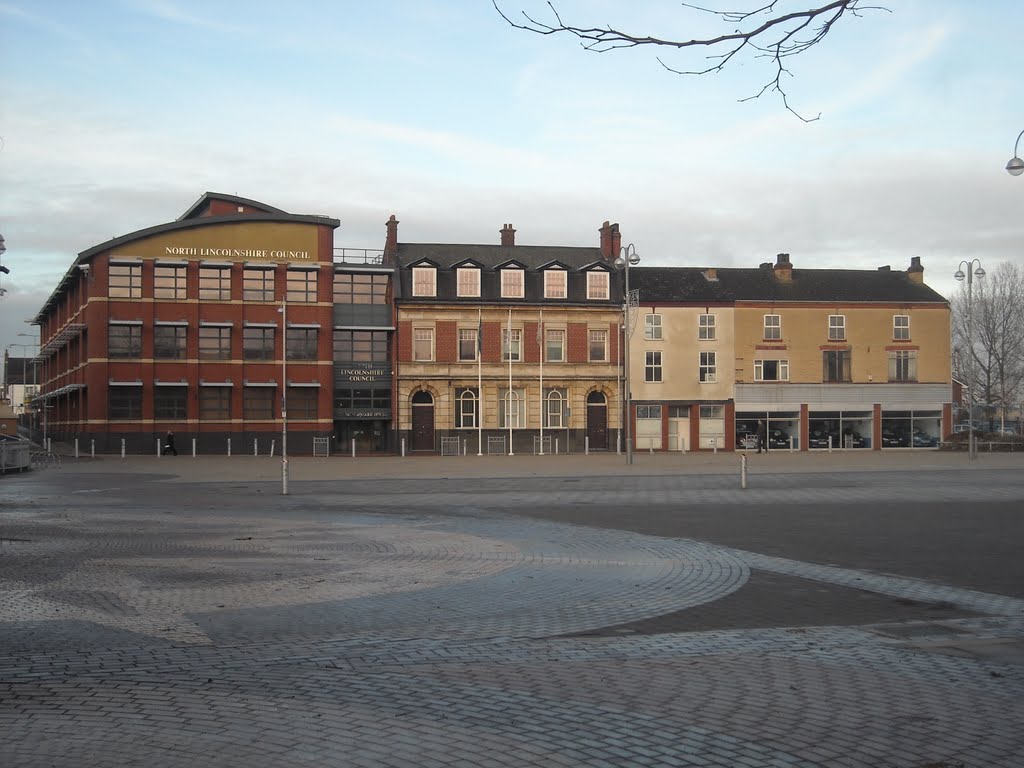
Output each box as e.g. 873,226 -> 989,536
544,269 -> 567,299
457,267 -> 480,298
586,271 -> 609,300
501,268 -> 524,298
412,266 -> 436,297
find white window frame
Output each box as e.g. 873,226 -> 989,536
699,351 -> 717,383
586,271 -> 609,300
893,314 -> 910,341
588,329 -> 608,362
412,327 -> 434,362
412,266 -> 436,297
645,351 -> 662,382
544,269 -> 567,299
543,388 -> 568,428
754,359 -> 789,382
458,328 -> 477,362
644,314 -> 663,341
502,328 -> 522,362
455,388 -> 478,428
545,328 -> 566,362
500,388 -> 526,429
764,314 -> 781,340
457,267 -> 480,298
501,268 -> 524,298
828,315 -> 846,341
698,314 -> 716,340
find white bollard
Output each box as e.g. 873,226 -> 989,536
270,439 -> 276,457
555,437 -> 559,455
254,438 -> 258,456
463,439 -> 467,456
192,438 -> 197,458
91,439 -> 95,458
351,438 -> 356,458
712,437 -> 718,454
617,434 -> 621,454
157,439 -> 162,457
227,438 -> 232,457
74,439 -> 79,458
828,435 -> 833,453
401,438 -> 406,457
585,436 -> 589,455
121,438 -> 126,459
790,436 -> 795,452
741,453 -> 748,489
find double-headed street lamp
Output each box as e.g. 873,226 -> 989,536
1006,129 -> 1024,176
954,259 -> 985,460
614,244 -> 640,465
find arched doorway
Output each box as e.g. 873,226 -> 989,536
586,391 -> 608,450
411,390 -> 435,451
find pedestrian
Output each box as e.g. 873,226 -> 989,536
163,430 -> 178,456
756,419 -> 767,454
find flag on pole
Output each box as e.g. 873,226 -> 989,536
477,310 -> 484,359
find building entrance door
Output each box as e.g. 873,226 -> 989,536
411,391 -> 435,451
668,417 -> 689,451
586,391 -> 608,450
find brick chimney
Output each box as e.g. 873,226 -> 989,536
500,223 -> 516,247
774,252 -> 793,282
384,214 -> 399,254
599,221 -> 622,261
907,256 -> 924,284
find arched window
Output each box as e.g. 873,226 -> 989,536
500,388 -> 524,429
412,390 -> 433,405
587,391 -> 606,405
456,388 -> 478,428
544,388 -> 567,428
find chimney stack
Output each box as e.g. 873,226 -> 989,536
500,223 -> 516,247
907,256 -> 924,284
773,252 -> 793,282
599,221 -> 621,261
384,214 -> 399,255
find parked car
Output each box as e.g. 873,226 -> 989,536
808,429 -> 832,449
881,430 -> 910,448
912,430 -> 938,448
841,429 -> 866,448
767,428 -> 790,449
736,431 -> 759,450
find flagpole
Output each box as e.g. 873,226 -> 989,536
508,307 -> 513,456
538,309 -> 544,456
477,307 -> 483,456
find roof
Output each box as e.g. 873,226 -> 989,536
395,243 -> 608,271
631,266 -> 949,305
177,192 -> 287,220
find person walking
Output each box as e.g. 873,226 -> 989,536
756,419 -> 767,454
163,430 -> 178,456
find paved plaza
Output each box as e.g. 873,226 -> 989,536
1,451 -> 1023,767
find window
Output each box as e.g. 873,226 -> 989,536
645,351 -> 662,382
499,388 -> 526,429
754,359 -> 789,381
889,350 -> 917,382
334,388 -> 391,409
109,264 -> 142,299
243,327 -> 275,360
458,328 -> 478,361
199,266 -> 232,301
199,326 -> 231,360
457,267 -> 480,297
333,273 -> 389,304
286,328 -> 318,360
154,387 -> 187,419
108,323 -> 142,358
154,264 -> 187,300
287,387 -> 318,419
455,388 -> 478,428
588,329 -> 608,362
828,315 -> 846,341
243,387 -> 275,420
243,267 -> 275,301
893,315 -> 910,341
587,271 -> 609,300
645,314 -> 663,341
200,386 -> 231,420
333,330 -> 389,363
823,350 -> 852,382
699,405 -> 724,420
413,328 -> 434,361
412,266 -> 436,297
545,329 -> 565,362
543,388 -> 568,428
699,314 -> 716,340
109,386 -> 143,420
636,405 -> 662,419
764,314 -> 781,340
153,326 -> 186,359
544,269 -> 567,299
700,351 -> 717,383
286,269 -> 317,303
502,328 -> 522,362
500,268 -> 524,298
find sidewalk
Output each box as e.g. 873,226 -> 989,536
49,447 -> 1023,483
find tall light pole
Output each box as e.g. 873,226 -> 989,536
1006,129 -> 1024,176
279,300 -> 289,495
614,244 -> 640,465
955,259 -> 985,460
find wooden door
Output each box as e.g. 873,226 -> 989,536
411,391 -> 435,451
586,391 -> 608,450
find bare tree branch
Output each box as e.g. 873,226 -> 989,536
493,1 -> 890,121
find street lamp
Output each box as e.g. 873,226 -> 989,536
1007,129 -> 1024,176
278,300 -> 289,495
614,244 -> 640,465
954,259 -> 985,460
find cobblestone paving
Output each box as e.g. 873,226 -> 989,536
1,466 -> 1023,767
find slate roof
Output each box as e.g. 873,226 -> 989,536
631,266 -> 948,304
395,243 -> 608,271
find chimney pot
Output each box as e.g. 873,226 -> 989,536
773,252 -> 793,281
907,255 -> 924,283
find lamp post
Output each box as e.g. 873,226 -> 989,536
954,259 -> 985,460
614,244 -> 640,465
1006,129 -> 1024,176
278,300 -> 289,495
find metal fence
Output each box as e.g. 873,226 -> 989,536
487,436 -> 506,455
312,437 -> 330,457
0,441 -> 31,473
440,436 -> 461,456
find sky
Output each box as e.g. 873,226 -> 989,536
1,0 -> 1022,365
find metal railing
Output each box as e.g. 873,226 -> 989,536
333,248 -> 385,265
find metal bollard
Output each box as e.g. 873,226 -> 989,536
121,438 -> 126,459
270,439 -> 276,457
351,438 -> 356,458
75,439 -> 79,458
828,435 -> 833,453
157,439 -> 162,457
741,453 -> 748,489
192,438 -> 197,458
91,439 -> 95,458
254,438 -> 258,456
617,434 -> 621,454
555,437 -> 559,455
585,436 -> 589,455
463,439 -> 467,456
712,437 -> 717,454
790,436 -> 795,452
227,438 -> 232,457
401,438 -> 406,457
